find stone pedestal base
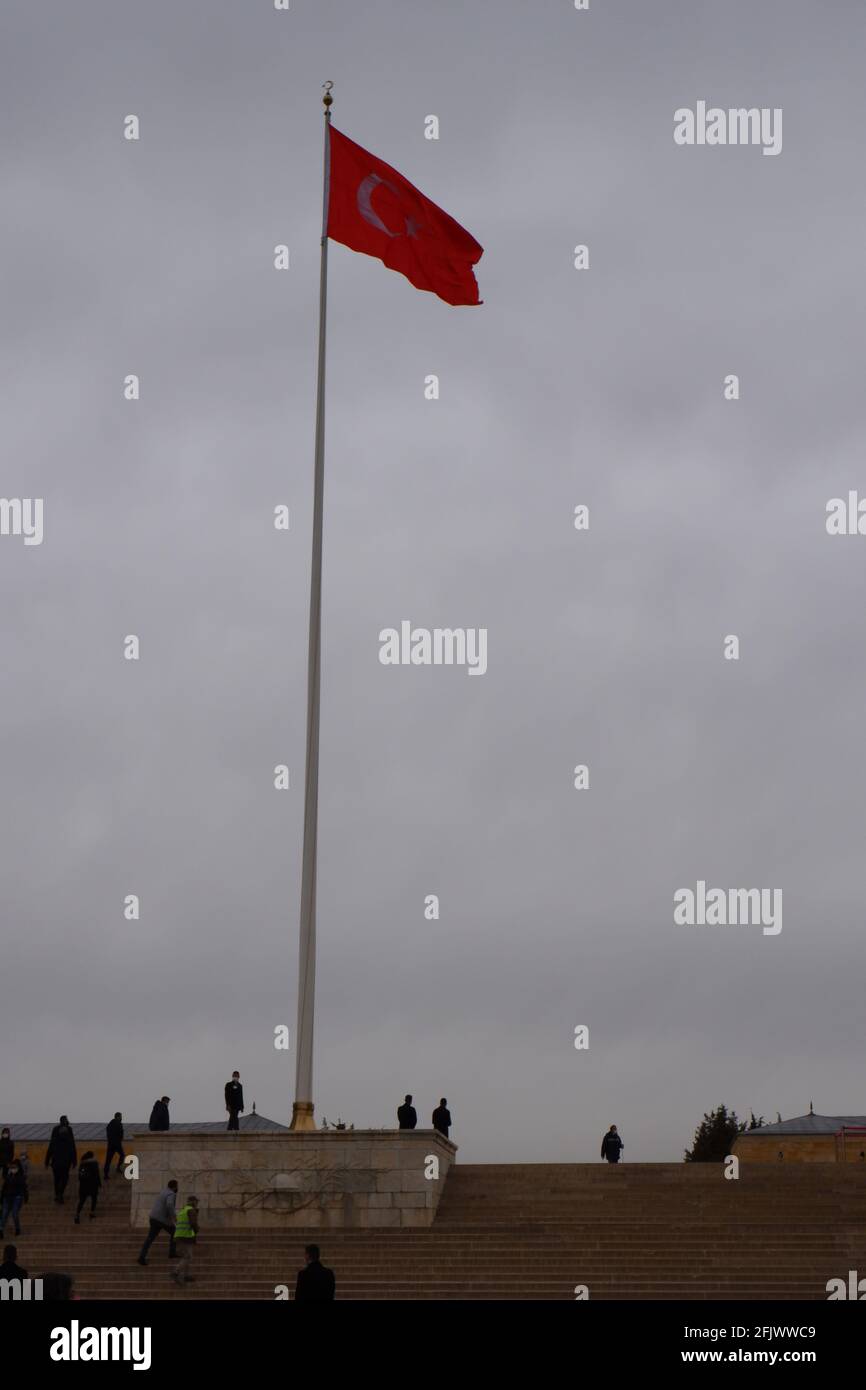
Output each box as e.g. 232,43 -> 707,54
129,1129 -> 457,1229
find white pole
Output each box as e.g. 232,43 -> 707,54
290,82 -> 333,1131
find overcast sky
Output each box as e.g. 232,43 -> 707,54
3,0 -> 865,1162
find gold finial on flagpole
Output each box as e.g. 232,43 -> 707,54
322,81 -> 333,111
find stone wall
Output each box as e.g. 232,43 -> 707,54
128,1129 -> 457,1229
732,1134 -> 866,1163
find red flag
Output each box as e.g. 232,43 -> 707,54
326,126 -> 483,307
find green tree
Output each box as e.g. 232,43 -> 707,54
684,1104 -> 758,1162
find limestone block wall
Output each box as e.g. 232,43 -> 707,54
128,1129 -> 457,1229
732,1135 -> 865,1162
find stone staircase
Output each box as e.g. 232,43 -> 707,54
8,1162 -> 866,1300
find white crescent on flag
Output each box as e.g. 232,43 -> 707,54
357,173 -> 421,239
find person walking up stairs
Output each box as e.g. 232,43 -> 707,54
170,1195 -> 199,1287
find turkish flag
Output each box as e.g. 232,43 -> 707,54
326,126 -> 483,306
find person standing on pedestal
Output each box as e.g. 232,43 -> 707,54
397,1095 -> 417,1129
148,1097 -> 170,1132
432,1098 -> 452,1139
601,1125 -> 624,1164
225,1071 -> 244,1131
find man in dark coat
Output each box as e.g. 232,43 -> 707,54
74,1151 -> 102,1223
224,1072 -> 244,1131
148,1097 -> 171,1132
41,1272 -> 74,1300
104,1112 -> 125,1179
0,1244 -> 27,1282
432,1098 -> 452,1138
601,1125 -> 624,1163
45,1117 -> 77,1202
397,1095 -> 417,1130
294,1244 -> 335,1302
0,1163 -> 27,1237
0,1128 -> 13,1177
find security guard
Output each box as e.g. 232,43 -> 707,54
170,1195 -> 199,1285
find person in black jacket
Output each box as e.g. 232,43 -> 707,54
0,1244 -> 27,1282
432,1098 -> 452,1138
1,1163 -> 27,1237
0,1163 -> 27,1237
74,1152 -> 102,1223
601,1125 -> 624,1163
41,1272 -> 75,1301
397,1095 -> 417,1130
104,1113 -> 125,1179
294,1244 -> 335,1302
148,1097 -> 171,1132
0,1128 -> 13,1179
224,1072 -> 244,1132
45,1117 -> 77,1202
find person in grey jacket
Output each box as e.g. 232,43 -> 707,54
137,1180 -> 178,1264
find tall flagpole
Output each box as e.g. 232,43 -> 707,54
291,81 -> 333,1131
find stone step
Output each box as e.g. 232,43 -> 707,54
15,1162 -> 865,1300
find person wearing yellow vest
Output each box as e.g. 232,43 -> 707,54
170,1195 -> 199,1286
